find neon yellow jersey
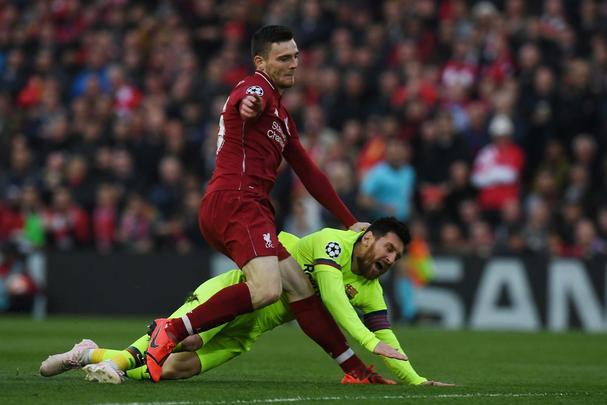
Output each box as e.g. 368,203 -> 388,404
278,228 -> 427,385
279,229 -> 385,351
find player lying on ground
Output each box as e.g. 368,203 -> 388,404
40,218 -> 453,386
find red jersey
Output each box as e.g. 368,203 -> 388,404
205,71 -> 356,228
207,71 -> 294,196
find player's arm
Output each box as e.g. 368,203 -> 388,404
232,81 -> 269,121
313,265 -> 403,359
363,310 -> 427,385
283,136 -> 357,228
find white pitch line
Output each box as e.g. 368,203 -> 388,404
95,392 -> 576,405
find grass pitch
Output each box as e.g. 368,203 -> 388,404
0,315 -> 605,404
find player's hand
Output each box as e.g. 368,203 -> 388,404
239,94 -> 263,120
349,222 -> 371,232
421,380 -> 456,387
373,341 -> 408,360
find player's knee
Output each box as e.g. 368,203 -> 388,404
256,286 -> 282,307
180,335 -> 203,352
162,354 -> 200,380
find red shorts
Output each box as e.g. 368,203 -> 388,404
198,190 -> 289,268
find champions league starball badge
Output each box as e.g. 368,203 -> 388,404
325,241 -> 341,258
246,86 -> 264,96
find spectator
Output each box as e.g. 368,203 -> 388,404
92,183 -> 118,253
0,0 -> 605,259
494,199 -> 525,255
471,114 -> 524,224
43,187 -> 89,250
117,194 -> 154,254
0,241 -> 37,312
359,138 -> 415,222
565,218 -> 606,258
521,199 -> 552,254
439,222 -> 469,255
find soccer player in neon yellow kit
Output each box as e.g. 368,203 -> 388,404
40,218 -> 452,386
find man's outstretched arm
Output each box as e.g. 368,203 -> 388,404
364,311 -> 454,386
313,267 -> 406,360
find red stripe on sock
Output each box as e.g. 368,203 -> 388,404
290,294 -> 365,375
170,283 -> 253,341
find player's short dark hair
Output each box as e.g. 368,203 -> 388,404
251,25 -> 294,59
364,217 -> 411,247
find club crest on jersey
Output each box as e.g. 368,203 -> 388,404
246,86 -> 264,97
263,232 -> 274,248
325,241 -> 341,258
345,284 -> 358,299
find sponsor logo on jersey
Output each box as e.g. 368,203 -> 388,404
325,241 -> 341,258
246,85 -> 264,96
263,232 -> 274,248
345,284 -> 358,299
267,121 -> 287,149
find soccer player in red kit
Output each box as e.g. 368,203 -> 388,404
146,25 -> 405,382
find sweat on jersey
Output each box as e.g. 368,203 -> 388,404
205,70 -> 356,228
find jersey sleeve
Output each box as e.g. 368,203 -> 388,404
314,269 -> 381,352
230,77 -> 273,116
309,230 -> 380,352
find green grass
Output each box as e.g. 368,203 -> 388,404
0,315 -> 605,404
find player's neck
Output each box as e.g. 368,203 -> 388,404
256,69 -> 286,95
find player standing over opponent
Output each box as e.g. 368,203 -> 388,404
146,25 -> 405,381
41,218 -> 452,386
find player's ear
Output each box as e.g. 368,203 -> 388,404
254,55 -> 266,72
362,231 -> 374,247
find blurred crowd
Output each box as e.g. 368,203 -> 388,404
1,0 -> 607,262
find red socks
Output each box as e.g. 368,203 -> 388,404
289,295 -> 367,375
169,283 -> 253,341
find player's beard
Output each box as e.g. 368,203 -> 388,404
279,73 -> 295,89
356,242 -> 383,280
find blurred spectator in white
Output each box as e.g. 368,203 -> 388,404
472,114 -> 524,224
